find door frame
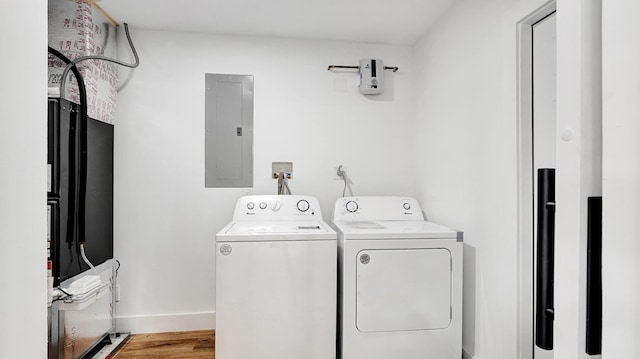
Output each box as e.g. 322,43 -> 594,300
516,2 -> 556,359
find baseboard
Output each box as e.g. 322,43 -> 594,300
116,311 -> 216,334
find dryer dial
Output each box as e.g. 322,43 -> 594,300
297,200 -> 310,212
346,201 -> 358,213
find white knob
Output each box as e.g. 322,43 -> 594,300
259,202 -> 267,209
271,201 -> 282,211
247,202 -> 255,210
403,203 -> 411,210
346,201 -> 358,213
561,128 -> 575,141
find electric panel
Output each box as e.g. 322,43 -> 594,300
205,73 -> 254,188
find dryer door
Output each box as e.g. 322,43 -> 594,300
356,248 -> 452,332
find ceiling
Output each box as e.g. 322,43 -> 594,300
99,0 -> 456,45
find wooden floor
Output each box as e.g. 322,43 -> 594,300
112,330 -> 215,358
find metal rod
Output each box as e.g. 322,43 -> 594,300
327,64 -> 399,72
327,65 -> 359,71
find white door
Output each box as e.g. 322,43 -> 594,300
521,4 -> 603,357
532,12 -> 556,359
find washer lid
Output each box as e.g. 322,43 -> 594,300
217,221 -> 337,241
333,220 -> 457,240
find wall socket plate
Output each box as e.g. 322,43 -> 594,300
272,162 -> 293,179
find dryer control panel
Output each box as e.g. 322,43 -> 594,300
332,196 -> 424,221
233,195 -> 322,221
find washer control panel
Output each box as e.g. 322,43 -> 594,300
234,195 -> 322,220
332,196 -> 424,221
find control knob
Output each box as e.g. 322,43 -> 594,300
346,201 -> 358,213
296,200 -> 310,212
271,201 -> 282,211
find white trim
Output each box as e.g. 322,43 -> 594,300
116,311 -> 216,334
516,2 -> 556,359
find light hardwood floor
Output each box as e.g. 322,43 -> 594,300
112,330 -> 215,358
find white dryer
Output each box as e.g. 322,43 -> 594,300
332,196 -> 463,359
215,195 -> 337,359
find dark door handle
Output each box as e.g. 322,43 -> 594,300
536,168 -> 555,350
586,196 -> 602,355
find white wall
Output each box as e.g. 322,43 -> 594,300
601,2 -> 640,357
0,2 -> 48,358
113,28 -> 416,332
412,0 -> 551,358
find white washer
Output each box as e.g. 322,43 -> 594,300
215,195 -> 337,359
331,196 -> 463,359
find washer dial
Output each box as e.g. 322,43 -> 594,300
271,201 -> 283,211
346,201 -> 358,213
